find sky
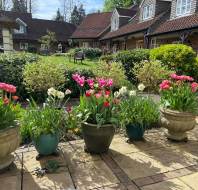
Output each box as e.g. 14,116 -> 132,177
33,0 -> 104,20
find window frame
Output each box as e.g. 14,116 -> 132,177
176,0 -> 191,17
20,42 -> 28,50
142,4 -> 154,21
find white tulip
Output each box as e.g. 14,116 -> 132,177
65,89 -> 72,95
47,87 -> 56,96
57,91 -> 65,99
129,90 -> 137,96
138,83 -> 146,92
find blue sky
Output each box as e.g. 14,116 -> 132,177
34,0 -> 104,20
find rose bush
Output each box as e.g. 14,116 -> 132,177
160,74 -> 198,113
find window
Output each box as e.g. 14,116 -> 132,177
136,40 -> 144,49
41,44 -> 48,50
20,42 -> 28,50
150,38 -> 159,49
142,4 -> 153,20
15,25 -> 26,34
176,0 -> 191,16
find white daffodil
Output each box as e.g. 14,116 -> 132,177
114,91 -> 120,98
65,89 -> 72,95
119,86 -> 128,95
47,87 -> 56,96
138,83 -> 146,92
57,91 -> 65,99
129,90 -> 137,96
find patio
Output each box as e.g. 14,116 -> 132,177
1,127 -> 198,190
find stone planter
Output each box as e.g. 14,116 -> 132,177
82,122 -> 115,154
0,126 -> 20,170
160,108 -> 196,141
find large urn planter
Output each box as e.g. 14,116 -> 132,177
82,122 -> 115,154
160,108 -> 196,141
0,126 -> 20,170
126,124 -> 145,141
33,134 -> 59,158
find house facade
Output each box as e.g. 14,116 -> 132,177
0,11 -> 76,53
72,0 -> 198,53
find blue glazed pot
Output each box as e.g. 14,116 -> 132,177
34,134 -> 59,156
126,124 -> 145,141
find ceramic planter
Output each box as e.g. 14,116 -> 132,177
82,122 -> 115,154
34,134 -> 59,156
0,126 -> 20,170
160,108 -> 196,141
126,124 -> 145,141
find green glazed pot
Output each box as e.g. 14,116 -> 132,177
126,124 -> 146,141
34,134 -> 59,156
82,122 -> 115,154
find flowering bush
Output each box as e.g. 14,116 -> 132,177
0,82 -> 20,130
73,74 -> 119,126
160,74 -> 198,113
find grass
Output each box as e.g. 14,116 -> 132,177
40,55 -> 100,72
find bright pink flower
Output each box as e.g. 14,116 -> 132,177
106,79 -> 113,87
95,93 -> 102,99
160,80 -> 171,90
85,90 -> 92,97
0,83 -> 16,93
98,78 -> 106,88
72,73 -> 85,87
170,74 -> 194,81
191,82 -> 198,92
87,79 -> 94,89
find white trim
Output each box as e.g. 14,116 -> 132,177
16,18 -> 27,27
20,42 -> 28,50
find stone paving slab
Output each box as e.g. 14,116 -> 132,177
0,128 -> 198,190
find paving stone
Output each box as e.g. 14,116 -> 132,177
23,172 -> 75,190
133,176 -> 154,187
63,142 -> 101,164
23,150 -> 67,173
179,172 -> 198,189
0,175 -> 21,190
141,179 -> 193,190
113,152 -> 173,180
70,160 -> 119,190
103,183 -> 127,190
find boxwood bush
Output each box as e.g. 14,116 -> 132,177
150,44 -> 198,79
0,53 -> 39,100
74,47 -> 102,59
115,49 -> 150,83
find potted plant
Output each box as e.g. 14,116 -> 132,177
160,74 -> 198,141
120,93 -> 159,141
72,74 -> 119,154
0,83 -> 21,170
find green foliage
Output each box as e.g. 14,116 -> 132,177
0,53 -> 39,100
54,8 -> 64,21
100,54 -> 115,64
74,48 -> 102,59
12,0 -> 27,13
133,60 -> 174,93
95,62 -> 131,88
23,60 -> 67,95
103,0 -> 138,11
150,44 -> 198,79
21,102 -> 64,141
71,4 -> 86,26
0,99 -> 20,130
116,49 -> 150,83
120,96 -> 159,128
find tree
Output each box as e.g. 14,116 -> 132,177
12,0 -> 27,12
103,0 -> 139,11
54,8 -> 64,21
70,4 -> 85,26
39,30 -> 57,52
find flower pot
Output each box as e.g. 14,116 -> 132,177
126,124 -> 145,141
82,122 -> 115,154
33,134 -> 59,156
0,126 -> 20,170
160,108 -> 196,141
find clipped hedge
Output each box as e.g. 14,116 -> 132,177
0,53 -> 39,100
115,49 -> 150,83
150,44 -> 198,79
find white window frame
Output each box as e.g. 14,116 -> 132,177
150,38 -> 159,49
136,40 -> 144,49
20,42 -> 28,50
176,0 -> 191,17
142,4 -> 154,20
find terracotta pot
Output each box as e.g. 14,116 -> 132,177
82,122 -> 115,154
160,108 -> 196,141
0,126 -> 20,170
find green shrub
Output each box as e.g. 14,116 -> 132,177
75,47 -> 102,59
115,49 -> 150,83
0,53 -> 39,100
133,60 -> 174,93
150,44 -> 198,79
100,54 -> 115,64
23,60 -> 67,101
95,62 -> 132,88
64,69 -> 95,98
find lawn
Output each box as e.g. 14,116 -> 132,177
40,55 -> 100,72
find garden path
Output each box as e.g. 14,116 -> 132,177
1,127 -> 198,190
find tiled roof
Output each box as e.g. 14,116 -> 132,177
101,13 -> 164,40
71,12 -> 112,39
0,11 -> 76,42
152,14 -> 198,35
